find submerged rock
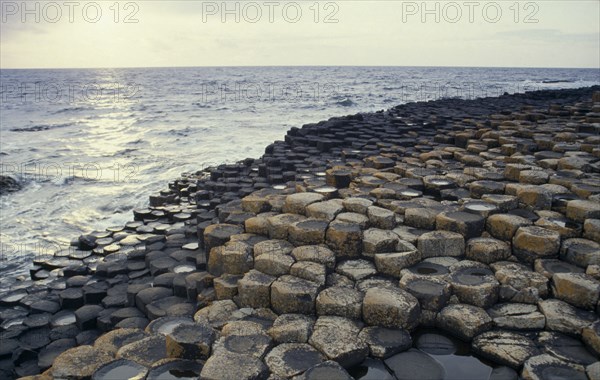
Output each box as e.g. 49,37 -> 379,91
92,359 -> 148,380
384,349 -> 445,380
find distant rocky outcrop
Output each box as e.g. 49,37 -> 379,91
0,175 -> 21,195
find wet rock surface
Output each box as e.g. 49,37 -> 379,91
0,175 -> 21,195
2,87 -> 600,379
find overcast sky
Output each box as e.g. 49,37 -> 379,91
1,0 -> 598,68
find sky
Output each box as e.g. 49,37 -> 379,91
0,0 -> 599,69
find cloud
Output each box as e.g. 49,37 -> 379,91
0,1 -> 598,68
496,29 -> 599,43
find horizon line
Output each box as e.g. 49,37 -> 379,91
1,64 -> 599,70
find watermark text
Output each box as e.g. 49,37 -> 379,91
401,1 -> 539,23
1,1 -> 140,23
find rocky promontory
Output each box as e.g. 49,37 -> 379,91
1,87 -> 600,380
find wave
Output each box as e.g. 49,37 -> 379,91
109,148 -> 139,157
335,98 -> 355,107
52,106 -> 93,114
9,123 -> 74,132
541,80 -> 575,84
60,174 -> 101,185
193,102 -> 212,108
164,126 -> 195,137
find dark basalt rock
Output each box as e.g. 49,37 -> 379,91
298,360 -> 353,380
75,304 -> 104,330
436,211 -> 485,239
358,326 -> 412,359
115,317 -> 150,330
59,287 -> 85,309
37,338 -> 77,369
19,327 -> 51,350
0,175 -> 21,194
536,331 -> 598,367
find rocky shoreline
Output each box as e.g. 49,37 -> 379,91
1,86 -> 600,380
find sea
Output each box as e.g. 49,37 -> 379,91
1,66 -> 599,279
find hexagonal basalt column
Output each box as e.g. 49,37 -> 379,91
308,316 -> 368,368
436,304 -> 492,341
288,218 -> 329,246
237,270 -> 276,309
417,230 -> 465,258
450,266 -> 499,309
326,222 -> 363,260
436,211 -> 485,239
362,287 -> 420,330
316,286 -> 363,319
283,193 -> 325,215
271,275 -> 320,315
512,226 -> 561,263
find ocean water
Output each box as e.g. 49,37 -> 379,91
1,66 -> 599,277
